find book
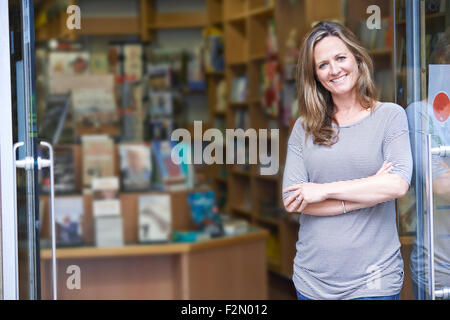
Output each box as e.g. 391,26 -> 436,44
149,92 -> 173,117
48,51 -> 90,76
94,215 -> 124,247
230,76 -> 248,103
171,230 -> 211,243
261,60 -> 281,117
119,144 -> 152,192
41,146 -> 77,194
215,79 -> 227,113
124,44 -> 143,81
38,94 -> 74,144
149,119 -> 174,141
203,27 -> 225,73
71,87 -> 119,130
151,140 -> 186,187
186,47 -> 206,90
187,191 -> 223,237
81,135 -> 115,188
54,196 -> 84,247
148,64 -> 172,90
138,194 -> 172,242
90,52 -> 109,75
92,176 -> 121,218
49,74 -> 115,95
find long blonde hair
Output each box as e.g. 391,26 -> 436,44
297,21 -> 377,146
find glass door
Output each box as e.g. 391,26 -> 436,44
1,0 -> 47,300
396,0 -> 450,300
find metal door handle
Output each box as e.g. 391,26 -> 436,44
435,288 -> 450,300
426,137 -> 450,300
425,135 -> 435,300
38,141 -> 57,300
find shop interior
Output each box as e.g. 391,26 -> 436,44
31,0 -> 450,299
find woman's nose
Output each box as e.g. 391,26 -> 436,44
329,62 -> 340,75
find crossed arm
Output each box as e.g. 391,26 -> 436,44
283,162 -> 410,216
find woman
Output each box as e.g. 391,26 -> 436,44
282,21 -> 413,300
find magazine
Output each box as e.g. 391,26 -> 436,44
119,144 -> 152,192
138,194 -> 172,242
54,196 -> 84,247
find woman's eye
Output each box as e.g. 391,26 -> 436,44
337,56 -> 346,61
318,63 -> 326,69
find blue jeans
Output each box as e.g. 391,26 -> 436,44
296,290 -> 400,300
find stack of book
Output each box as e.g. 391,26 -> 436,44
92,177 -> 124,247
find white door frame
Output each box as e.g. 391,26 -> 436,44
0,0 -> 19,300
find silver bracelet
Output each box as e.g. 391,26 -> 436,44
342,200 -> 347,214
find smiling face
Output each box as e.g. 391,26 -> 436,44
313,36 -> 360,99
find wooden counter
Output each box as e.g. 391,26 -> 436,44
40,228 -> 269,300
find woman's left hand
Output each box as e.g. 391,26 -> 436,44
284,183 -> 328,204
283,183 -> 328,213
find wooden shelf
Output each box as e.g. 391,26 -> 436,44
149,11 -> 208,29
227,60 -> 248,67
249,6 -> 275,18
231,206 -> 253,217
232,169 -> 252,177
40,228 -> 268,260
229,101 -> 249,108
227,12 -> 248,24
255,215 -> 279,227
368,47 -> 393,57
214,176 -> 228,184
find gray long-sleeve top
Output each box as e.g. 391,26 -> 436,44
282,102 -> 413,299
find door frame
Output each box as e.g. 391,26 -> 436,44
0,0 -> 19,300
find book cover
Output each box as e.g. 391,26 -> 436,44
149,92 -> 173,117
149,119 -> 174,141
124,44 -> 143,81
94,215 -> 124,247
148,64 -> 172,90
119,144 -> 152,192
81,135 -> 115,188
261,60 -> 281,117
71,87 -> 119,129
90,52 -> 109,75
215,79 -> 227,113
48,51 -> 90,76
92,176 -> 121,217
187,191 -> 223,237
54,196 -> 84,247
138,194 -> 172,242
231,76 -> 248,103
151,140 -> 186,185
